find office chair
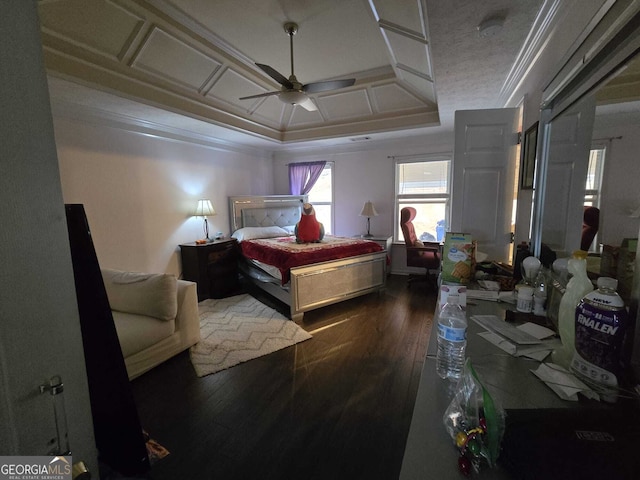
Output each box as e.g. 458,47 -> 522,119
400,207 -> 441,288
581,206 -> 600,251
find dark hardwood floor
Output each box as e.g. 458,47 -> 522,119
130,275 -> 436,480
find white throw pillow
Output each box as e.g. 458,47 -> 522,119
231,226 -> 290,242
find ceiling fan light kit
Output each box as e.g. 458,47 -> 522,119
239,22 -> 355,111
280,90 -> 308,104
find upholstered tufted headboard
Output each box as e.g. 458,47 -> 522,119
241,207 -> 301,228
229,195 -> 306,233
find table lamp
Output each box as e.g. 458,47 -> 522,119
359,200 -> 378,238
195,199 -> 216,242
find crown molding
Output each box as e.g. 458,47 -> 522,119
50,97 -> 277,157
499,0 -> 564,106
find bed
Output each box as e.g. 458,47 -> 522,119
229,195 -> 388,322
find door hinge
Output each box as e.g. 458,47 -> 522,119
510,232 -> 515,243
517,131 -> 522,144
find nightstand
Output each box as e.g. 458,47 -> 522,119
179,238 -> 239,301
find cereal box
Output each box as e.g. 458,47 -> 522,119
441,232 -> 474,284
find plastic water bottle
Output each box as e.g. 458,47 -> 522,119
436,296 -> 467,380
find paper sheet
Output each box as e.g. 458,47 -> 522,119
467,290 -> 499,301
517,322 -> 555,340
531,363 -> 599,401
477,280 -> 500,291
471,315 -> 541,344
477,332 -> 559,360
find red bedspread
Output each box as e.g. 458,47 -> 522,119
239,235 -> 383,284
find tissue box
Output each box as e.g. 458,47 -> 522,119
441,232 -> 474,284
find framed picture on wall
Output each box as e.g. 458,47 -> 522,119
520,122 -> 538,190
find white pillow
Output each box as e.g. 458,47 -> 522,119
282,225 -> 296,235
231,226 -> 290,242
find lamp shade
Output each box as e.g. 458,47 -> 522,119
195,199 -> 216,217
359,201 -> 378,217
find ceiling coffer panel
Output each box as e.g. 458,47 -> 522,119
208,68 -> 266,108
397,68 -> 436,104
372,83 -> 425,112
250,96 -> 287,127
132,27 -> 222,91
288,106 -> 324,127
370,0 -> 429,36
38,0 -> 143,59
384,30 -> 432,80
320,90 -> 373,120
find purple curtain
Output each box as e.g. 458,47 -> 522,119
289,161 -> 326,195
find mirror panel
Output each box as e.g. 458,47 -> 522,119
534,9 -> 640,257
532,6 -> 640,371
540,94 -> 596,257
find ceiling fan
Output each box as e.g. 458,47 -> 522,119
239,22 -> 356,112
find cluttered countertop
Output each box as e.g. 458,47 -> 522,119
399,247 -> 640,479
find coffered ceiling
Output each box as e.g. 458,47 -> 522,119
39,0 -> 545,149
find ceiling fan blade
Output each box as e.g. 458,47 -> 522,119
239,91 -> 281,101
255,63 -> 293,89
303,78 -> 355,94
297,97 -> 318,112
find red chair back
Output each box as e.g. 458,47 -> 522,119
400,207 -> 418,247
581,206 -> 600,251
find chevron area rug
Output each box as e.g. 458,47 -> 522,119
190,294 -> 312,377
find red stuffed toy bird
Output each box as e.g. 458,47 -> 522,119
295,203 -> 325,243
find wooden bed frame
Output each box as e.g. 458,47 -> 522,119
229,195 -> 387,322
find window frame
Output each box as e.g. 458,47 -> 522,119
584,144 -> 606,209
306,162 -> 334,234
394,154 -> 453,242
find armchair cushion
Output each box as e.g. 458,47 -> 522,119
114,312 -> 176,357
102,268 -> 177,321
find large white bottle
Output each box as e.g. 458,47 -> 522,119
436,296 -> 467,380
552,250 -> 594,369
572,277 -> 629,402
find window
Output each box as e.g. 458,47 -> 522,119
395,156 -> 451,242
307,163 -> 333,234
584,146 -> 606,207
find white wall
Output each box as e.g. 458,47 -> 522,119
55,117 -> 274,276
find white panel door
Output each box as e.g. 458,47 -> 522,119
541,95 -> 596,256
1,1 -> 97,469
452,108 -> 519,263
